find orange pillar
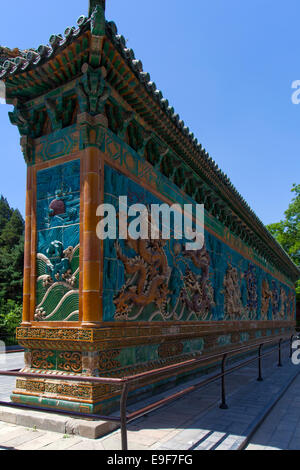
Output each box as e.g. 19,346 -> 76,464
22,167 -> 33,326
82,146 -> 102,326
29,170 -> 37,322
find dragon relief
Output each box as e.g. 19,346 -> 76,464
286,291 -> 295,320
271,280 -> 280,319
114,237 -> 170,320
279,287 -> 287,319
114,235 -> 215,321
223,264 -> 243,320
261,279 -> 272,320
244,265 -> 258,319
180,244 -> 215,320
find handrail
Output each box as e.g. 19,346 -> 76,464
0,348 -> 24,355
0,336 -> 291,385
0,333 -> 297,450
0,337 -> 284,385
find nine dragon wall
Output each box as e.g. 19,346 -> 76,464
20,125 -> 296,412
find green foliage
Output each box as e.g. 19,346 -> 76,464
296,281 -> 300,303
0,196 -> 12,232
0,196 -> 24,303
267,184 -> 300,301
0,209 -> 24,249
0,196 -> 24,345
0,299 -> 22,345
267,184 -> 300,265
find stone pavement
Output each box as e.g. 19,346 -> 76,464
0,352 -> 24,402
246,371 -> 300,450
0,346 -> 299,450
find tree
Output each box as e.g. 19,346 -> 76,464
0,209 -> 24,249
267,184 -> 300,301
0,197 -> 24,345
0,196 -> 12,232
0,197 -> 24,303
0,299 -> 22,345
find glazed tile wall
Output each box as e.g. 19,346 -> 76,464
35,159 -> 80,322
103,165 -> 295,323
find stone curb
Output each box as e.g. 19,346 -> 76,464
0,406 -> 119,439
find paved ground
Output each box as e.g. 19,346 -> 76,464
0,346 -> 299,450
0,352 -> 24,402
246,372 -> 300,451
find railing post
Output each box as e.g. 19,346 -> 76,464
278,339 -> 283,367
290,335 -> 294,359
257,344 -> 263,382
220,354 -> 229,410
120,383 -> 129,451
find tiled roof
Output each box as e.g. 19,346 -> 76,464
0,16 -> 91,77
0,47 -> 25,66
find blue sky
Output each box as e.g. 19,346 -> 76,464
0,0 -> 299,224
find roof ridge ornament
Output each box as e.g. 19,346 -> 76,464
89,0 -> 106,36
89,0 -> 106,17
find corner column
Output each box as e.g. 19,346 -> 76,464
22,166 -> 33,326
82,145 -> 102,326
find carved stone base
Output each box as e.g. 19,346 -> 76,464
11,393 -> 103,415
13,322 -> 295,414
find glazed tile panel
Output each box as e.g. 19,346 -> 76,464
35,160 -> 80,322
103,165 -> 295,323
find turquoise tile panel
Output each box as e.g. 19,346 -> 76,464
103,165 -> 295,324
36,159 -> 80,323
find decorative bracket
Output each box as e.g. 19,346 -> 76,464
76,64 -> 111,116
9,102 -> 46,161
78,112 -> 107,150
20,136 -> 34,164
45,95 -> 77,132
106,104 -> 134,139
136,129 -> 153,158
9,105 -> 30,136
153,144 -> 169,169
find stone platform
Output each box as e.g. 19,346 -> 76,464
0,406 -> 118,439
0,346 -> 299,449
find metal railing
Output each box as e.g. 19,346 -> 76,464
0,347 -> 24,355
0,334 -> 296,450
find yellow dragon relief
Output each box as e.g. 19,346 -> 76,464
114,236 -> 170,320
114,235 -> 215,321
